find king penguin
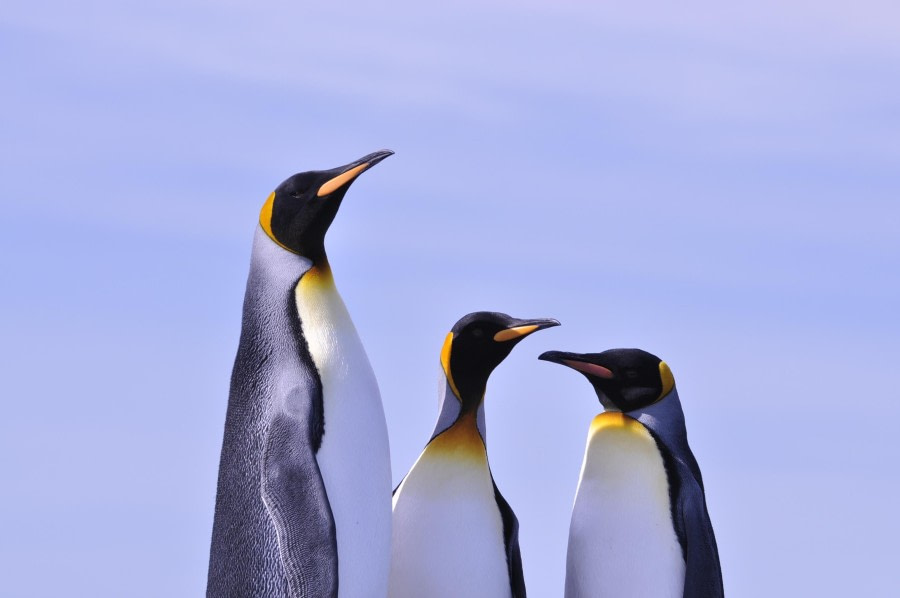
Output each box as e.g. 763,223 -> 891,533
207,151 -> 394,598
539,348 -> 723,598
389,311 -> 559,598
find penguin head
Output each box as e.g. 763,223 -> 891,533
442,312 -> 560,407
259,150 -> 393,261
539,348 -> 675,412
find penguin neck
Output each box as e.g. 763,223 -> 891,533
430,371 -> 488,446
245,228 -> 315,348
253,224 -> 336,289
428,410 -> 486,459
295,255 -> 345,326
630,388 -> 688,443
629,388 -> 705,483
251,226 -> 314,282
300,256 -> 334,288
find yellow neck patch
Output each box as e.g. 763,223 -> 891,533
658,361 -> 675,400
259,191 -> 293,252
440,332 -> 462,401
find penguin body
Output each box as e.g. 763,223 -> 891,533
390,312 -> 559,598
208,151 -> 393,598
567,412 -> 684,597
390,405 -> 511,598
540,349 -> 723,598
293,261 -> 392,596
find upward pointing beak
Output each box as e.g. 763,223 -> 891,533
317,149 -> 394,197
493,318 -> 560,342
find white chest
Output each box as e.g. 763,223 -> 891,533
565,414 -> 685,598
295,270 -> 392,597
390,432 -> 511,598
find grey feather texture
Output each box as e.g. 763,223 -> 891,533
207,229 -> 336,598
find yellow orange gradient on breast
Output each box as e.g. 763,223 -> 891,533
426,413 -> 487,463
589,411 -> 646,436
298,260 -> 335,292
440,332 -> 462,401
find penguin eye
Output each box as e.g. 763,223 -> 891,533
623,368 -> 639,380
471,328 -> 484,338
290,190 -> 303,199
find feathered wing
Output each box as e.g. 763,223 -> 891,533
675,461 -> 724,598
262,386 -> 338,598
492,479 -> 527,598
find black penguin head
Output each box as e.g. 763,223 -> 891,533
539,348 -> 675,412
441,312 -> 560,408
259,150 -> 393,261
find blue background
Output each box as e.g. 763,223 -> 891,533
2,1 -> 898,595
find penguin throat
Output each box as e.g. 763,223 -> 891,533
297,238 -> 328,264
592,386 -> 619,412
449,366 -> 490,410
300,258 -> 334,288
456,386 -> 486,413
440,354 -> 487,411
432,411 -> 487,461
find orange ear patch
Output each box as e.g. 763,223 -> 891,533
658,361 -> 675,399
440,332 -> 462,401
259,191 -> 291,251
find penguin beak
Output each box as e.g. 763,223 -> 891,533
493,318 -> 560,342
317,149 -> 394,197
538,351 -> 615,379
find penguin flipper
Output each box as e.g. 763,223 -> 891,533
262,387 -> 338,598
677,470 -> 724,598
492,480 -> 527,598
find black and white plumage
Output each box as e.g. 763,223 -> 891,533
390,312 -> 559,598
539,348 -> 723,598
207,151 -> 394,598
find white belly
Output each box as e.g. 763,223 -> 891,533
566,412 -> 684,598
390,423 -> 511,598
296,268 -> 392,597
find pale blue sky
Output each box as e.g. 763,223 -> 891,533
2,1 -> 899,596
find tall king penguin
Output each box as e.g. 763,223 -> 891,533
207,151 -> 394,598
539,348 -> 723,598
390,311 -> 559,598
